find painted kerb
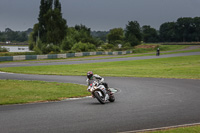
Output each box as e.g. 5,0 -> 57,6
0,51 -> 132,62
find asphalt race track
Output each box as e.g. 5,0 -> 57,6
0,52 -> 200,133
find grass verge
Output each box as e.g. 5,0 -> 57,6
143,125 -> 200,133
133,44 -> 188,54
1,55 -> 200,79
117,48 -> 200,59
0,79 -> 89,105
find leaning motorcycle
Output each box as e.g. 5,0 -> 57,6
88,81 -> 115,104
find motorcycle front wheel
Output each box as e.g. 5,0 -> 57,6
94,91 -> 105,104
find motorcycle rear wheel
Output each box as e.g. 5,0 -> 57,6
109,95 -> 115,102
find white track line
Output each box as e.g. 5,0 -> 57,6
0,71 -> 14,74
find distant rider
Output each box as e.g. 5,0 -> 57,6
156,47 -> 160,56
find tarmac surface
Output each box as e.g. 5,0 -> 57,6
0,51 -> 200,133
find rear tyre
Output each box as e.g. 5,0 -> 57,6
109,95 -> 115,102
94,91 -> 105,104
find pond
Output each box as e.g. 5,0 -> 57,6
1,46 -> 32,52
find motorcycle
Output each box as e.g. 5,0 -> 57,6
88,81 -> 115,104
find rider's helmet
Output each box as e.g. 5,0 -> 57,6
87,71 -> 93,79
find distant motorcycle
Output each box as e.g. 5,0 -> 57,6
88,81 -> 115,104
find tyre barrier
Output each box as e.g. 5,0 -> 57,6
0,51 -> 132,62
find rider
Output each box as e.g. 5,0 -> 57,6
86,71 -> 110,93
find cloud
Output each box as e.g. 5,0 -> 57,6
0,0 -> 200,31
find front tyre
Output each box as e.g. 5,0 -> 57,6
94,91 -> 105,104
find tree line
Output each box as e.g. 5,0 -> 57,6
28,0 -> 154,54
159,17 -> 200,42
0,28 -> 32,43
107,17 -> 200,46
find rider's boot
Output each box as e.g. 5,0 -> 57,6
106,88 -> 113,96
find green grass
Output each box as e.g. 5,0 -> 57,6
161,48 -> 200,54
117,48 -> 200,59
132,44 -> 188,54
1,55 -> 200,79
0,79 -> 89,105
144,125 -> 200,133
158,45 -> 188,51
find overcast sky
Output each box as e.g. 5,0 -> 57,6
0,0 -> 200,31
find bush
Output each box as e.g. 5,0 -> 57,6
41,44 -> 61,54
71,42 -> 96,52
101,44 -> 115,50
28,32 -> 36,50
0,52 -> 38,57
33,46 -> 42,55
61,36 -> 75,51
0,46 -> 8,52
68,49 -> 76,53
122,42 -> 131,49
132,48 -> 147,53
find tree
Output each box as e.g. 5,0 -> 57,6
91,31 -> 109,42
0,28 -> 28,42
61,27 -> 77,51
75,24 -> 91,36
61,25 -> 103,51
54,0 -> 61,11
125,21 -> 142,46
159,22 -> 176,42
37,0 -> 53,43
33,0 -> 67,45
29,0 -> 67,53
193,17 -> 200,41
176,17 -> 194,42
142,25 -> 158,43
45,8 -> 67,45
159,17 -> 200,42
107,28 -> 124,45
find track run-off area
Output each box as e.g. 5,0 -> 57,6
0,51 -> 200,133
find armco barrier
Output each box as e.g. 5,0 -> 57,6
75,53 -> 83,57
126,51 -> 131,54
89,52 -> 96,56
67,53 -> 75,57
112,52 -> 118,55
57,54 -> 66,58
96,51 -> 103,55
83,52 -> 90,56
25,55 -> 37,60
48,54 -> 57,59
118,51 -> 122,55
108,52 -> 113,55
37,55 -> 48,60
13,55 -> 25,61
0,51 -> 132,62
0,56 -> 13,61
